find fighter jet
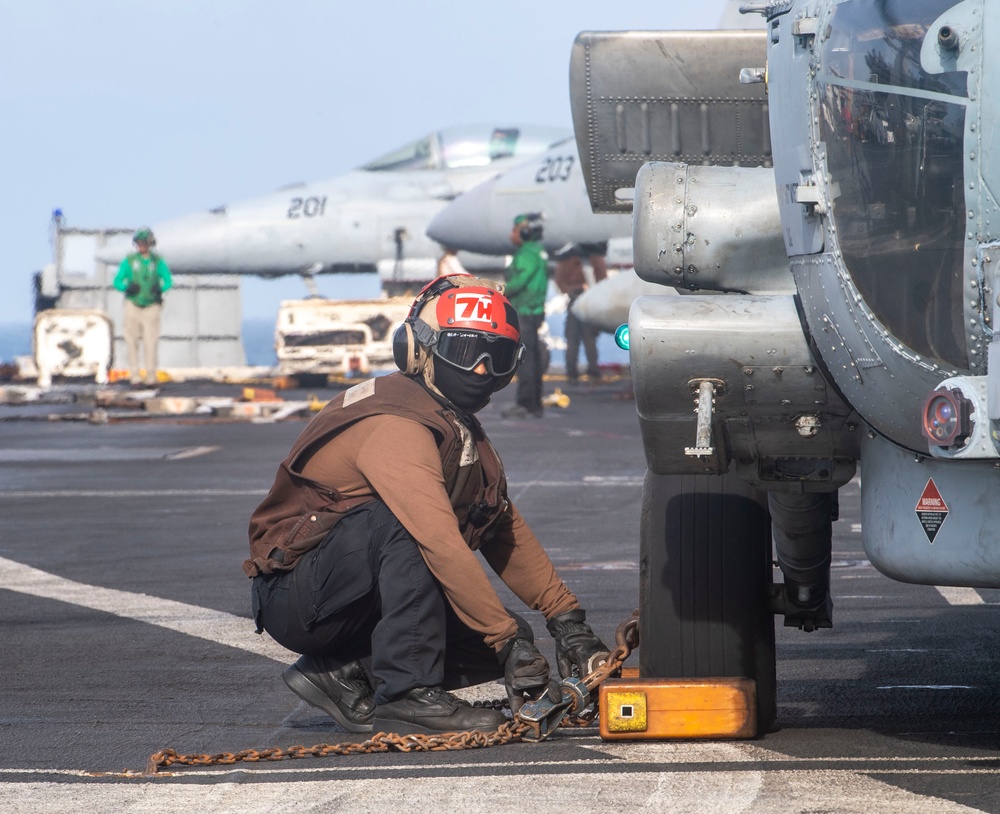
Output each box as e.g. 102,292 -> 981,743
96,124 -> 569,294
577,0 -> 1000,735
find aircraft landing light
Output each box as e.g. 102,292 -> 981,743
921,388 -> 971,448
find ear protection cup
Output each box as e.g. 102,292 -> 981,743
519,225 -> 533,242
393,276 -> 460,375
392,322 -> 421,375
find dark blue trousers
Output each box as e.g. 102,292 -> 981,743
253,501 -> 517,705
516,312 -> 545,412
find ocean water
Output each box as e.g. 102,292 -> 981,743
0,323 -> 31,363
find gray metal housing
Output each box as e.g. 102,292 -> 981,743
629,293 -> 857,487
632,161 -> 791,293
569,30 -> 770,214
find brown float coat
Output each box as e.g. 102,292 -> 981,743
247,373 -> 578,651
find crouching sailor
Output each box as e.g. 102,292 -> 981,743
245,274 -> 610,735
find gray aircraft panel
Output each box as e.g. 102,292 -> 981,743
569,30 -> 770,214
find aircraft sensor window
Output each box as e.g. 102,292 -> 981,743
819,0 -> 969,370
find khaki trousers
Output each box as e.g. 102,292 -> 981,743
123,300 -> 162,384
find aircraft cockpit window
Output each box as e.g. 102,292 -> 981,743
439,127 -> 523,169
361,135 -> 441,172
819,0 -> 969,370
437,125 -> 569,169
487,128 -> 520,161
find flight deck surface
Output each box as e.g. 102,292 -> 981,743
1,375 -> 998,813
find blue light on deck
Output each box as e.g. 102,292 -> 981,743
614,324 -> 630,351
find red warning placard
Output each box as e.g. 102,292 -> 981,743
915,478 -> 948,543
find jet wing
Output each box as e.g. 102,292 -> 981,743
569,30 -> 769,213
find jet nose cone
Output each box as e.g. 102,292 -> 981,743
148,210 -> 232,274
427,179 -> 509,255
93,212 -> 233,273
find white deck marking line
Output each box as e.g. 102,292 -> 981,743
0,478 -> 642,500
0,771 -> 984,814
935,586 -> 985,606
877,685 -> 974,690
3,752 -> 997,778
0,556 -> 295,664
0,446 -> 220,463
163,446 -> 220,460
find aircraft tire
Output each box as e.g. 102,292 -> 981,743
638,469 -> 777,734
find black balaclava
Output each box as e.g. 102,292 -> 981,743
432,358 -> 499,413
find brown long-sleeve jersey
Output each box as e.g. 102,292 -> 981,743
300,412 -> 579,651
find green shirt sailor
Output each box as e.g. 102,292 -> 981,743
113,229 -> 172,307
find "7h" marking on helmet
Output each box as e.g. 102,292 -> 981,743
455,293 -> 494,323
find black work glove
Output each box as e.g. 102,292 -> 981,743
125,282 -> 140,296
546,609 -> 611,680
498,637 -> 559,715
151,280 -> 162,303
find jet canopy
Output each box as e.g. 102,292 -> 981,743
359,124 -> 569,172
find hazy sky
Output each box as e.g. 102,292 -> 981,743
1,1 -> 736,325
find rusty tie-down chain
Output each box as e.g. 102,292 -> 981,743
145,610 -> 639,775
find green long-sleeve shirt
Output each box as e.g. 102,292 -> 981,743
113,252 -> 173,308
504,241 -> 548,316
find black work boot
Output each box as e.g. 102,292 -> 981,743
282,655 -> 375,733
373,686 -> 505,735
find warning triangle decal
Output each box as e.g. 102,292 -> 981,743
915,478 -> 948,544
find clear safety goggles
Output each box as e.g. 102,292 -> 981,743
433,330 -> 524,377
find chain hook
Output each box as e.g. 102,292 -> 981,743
143,611 -> 641,773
